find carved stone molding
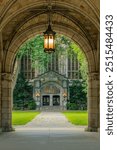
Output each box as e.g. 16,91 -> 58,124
0,32 -> 3,62
88,72 -> 99,81
1,73 -> 13,81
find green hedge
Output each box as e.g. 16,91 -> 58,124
67,102 -> 87,110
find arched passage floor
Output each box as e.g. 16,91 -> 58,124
0,0 -> 100,132
0,112 -> 100,150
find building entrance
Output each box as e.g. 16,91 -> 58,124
43,96 -> 50,106
53,95 -> 60,106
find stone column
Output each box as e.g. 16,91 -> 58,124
0,32 -> 3,132
0,63 -> 2,132
1,73 -> 13,132
50,95 -> 53,106
86,72 -> 100,132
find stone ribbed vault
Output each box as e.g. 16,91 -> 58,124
0,0 -> 100,132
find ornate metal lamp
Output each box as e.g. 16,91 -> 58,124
35,91 -> 40,110
43,6 -> 56,53
35,92 -> 40,98
63,92 -> 67,99
62,92 -> 67,110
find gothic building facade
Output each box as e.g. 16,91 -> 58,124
20,50 -> 80,110
21,50 -> 80,80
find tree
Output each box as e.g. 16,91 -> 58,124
71,43 -> 88,81
70,43 -> 88,99
68,80 -> 87,110
17,34 -> 72,71
17,35 -> 50,72
13,73 -> 36,110
17,34 -> 88,80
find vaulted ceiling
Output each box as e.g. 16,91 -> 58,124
0,0 -> 100,72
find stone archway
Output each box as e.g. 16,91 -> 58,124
0,0 -> 100,132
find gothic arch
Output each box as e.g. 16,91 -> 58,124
5,24 -> 96,74
0,0 -> 100,132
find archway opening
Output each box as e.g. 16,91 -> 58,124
12,33 -> 88,127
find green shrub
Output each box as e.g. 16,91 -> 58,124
67,103 -> 78,110
28,100 -> 36,110
13,73 -> 36,110
69,80 -> 87,110
67,102 -> 87,110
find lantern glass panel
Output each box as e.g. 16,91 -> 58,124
49,35 -> 54,49
44,35 -> 48,49
44,24 -> 56,53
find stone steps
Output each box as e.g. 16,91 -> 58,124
40,106 -> 65,112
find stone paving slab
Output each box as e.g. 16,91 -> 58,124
0,112 -> 100,150
0,128 -> 99,150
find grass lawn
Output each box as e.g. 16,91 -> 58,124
12,111 -> 40,125
63,111 -> 88,126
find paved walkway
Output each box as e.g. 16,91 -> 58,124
0,112 -> 99,150
24,112 -> 76,128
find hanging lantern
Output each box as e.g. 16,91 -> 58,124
43,4 -> 56,53
44,24 -> 56,53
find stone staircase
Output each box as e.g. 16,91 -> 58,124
40,106 -> 66,112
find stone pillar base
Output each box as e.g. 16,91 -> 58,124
2,126 -> 15,132
85,126 -> 99,132
36,106 -> 40,111
0,128 -> 2,133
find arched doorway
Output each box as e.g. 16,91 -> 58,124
33,70 -> 68,110
0,0 -> 100,132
